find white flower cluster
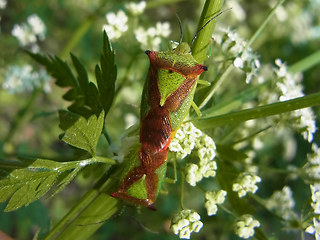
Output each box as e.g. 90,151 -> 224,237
103,10 -> 128,40
171,209 -> 203,239
135,22 -> 171,51
274,59 -> 316,143
306,145 -> 320,238
2,65 -> 51,94
169,123 -> 202,159
306,183 -> 320,239
266,186 -> 296,220
125,1 -> 146,16
205,190 -> 227,216
232,172 -> 261,198
11,14 -> 46,52
276,1 -> 320,45
304,143 -> 320,180
169,123 -> 217,186
215,27 -> 261,83
234,214 -> 260,239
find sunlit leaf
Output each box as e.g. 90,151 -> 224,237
0,157 -> 116,212
59,110 -> 104,156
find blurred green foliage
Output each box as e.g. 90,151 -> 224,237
0,0 -> 320,239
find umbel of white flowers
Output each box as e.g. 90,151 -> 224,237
171,209 -> 203,239
169,123 -> 218,186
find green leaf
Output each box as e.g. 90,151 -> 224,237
0,157 -> 116,212
59,110 -> 105,156
28,32 -> 117,120
95,31 -> 117,116
193,92 -> 320,129
4,172 -> 58,211
49,168 -> 81,197
288,49 -> 320,74
27,51 -> 102,118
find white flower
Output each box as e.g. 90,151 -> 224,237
156,22 -> 171,38
305,143 -> 320,179
306,216 -> 320,240
310,183 -> 320,215
273,59 -> 316,142
198,147 -> 216,163
27,14 -> 46,40
205,190 -> 227,216
215,27 -> 260,83
134,22 -> 171,51
11,14 -> 46,52
234,57 -> 244,68
169,123 -> 198,160
185,163 -> 202,186
0,0 -> 7,9
12,24 -> 37,46
169,123 -> 217,186
234,214 -> 260,239
232,173 -> 261,198
3,65 -> 51,94
103,10 -> 128,40
125,1 -> 146,15
200,161 -> 217,178
171,209 -> 203,239
266,186 -> 296,220
169,139 -> 183,153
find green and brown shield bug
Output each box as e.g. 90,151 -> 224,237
110,9 -> 229,209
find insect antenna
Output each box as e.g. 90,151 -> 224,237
175,13 -> 184,44
191,8 -> 232,46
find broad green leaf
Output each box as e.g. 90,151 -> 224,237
59,110 -> 105,156
0,157 -> 116,212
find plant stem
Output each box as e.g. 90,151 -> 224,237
288,49 -> 320,74
43,177 -> 121,240
193,91 -> 320,129
192,0 -> 225,63
199,64 -> 233,110
242,0 -> 286,53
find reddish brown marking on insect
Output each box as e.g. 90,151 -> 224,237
110,49 -> 207,209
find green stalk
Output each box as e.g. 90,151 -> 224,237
193,91 -> 320,129
192,0 -> 225,63
242,0 -> 286,54
43,177 -> 121,240
288,49 -> 320,74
